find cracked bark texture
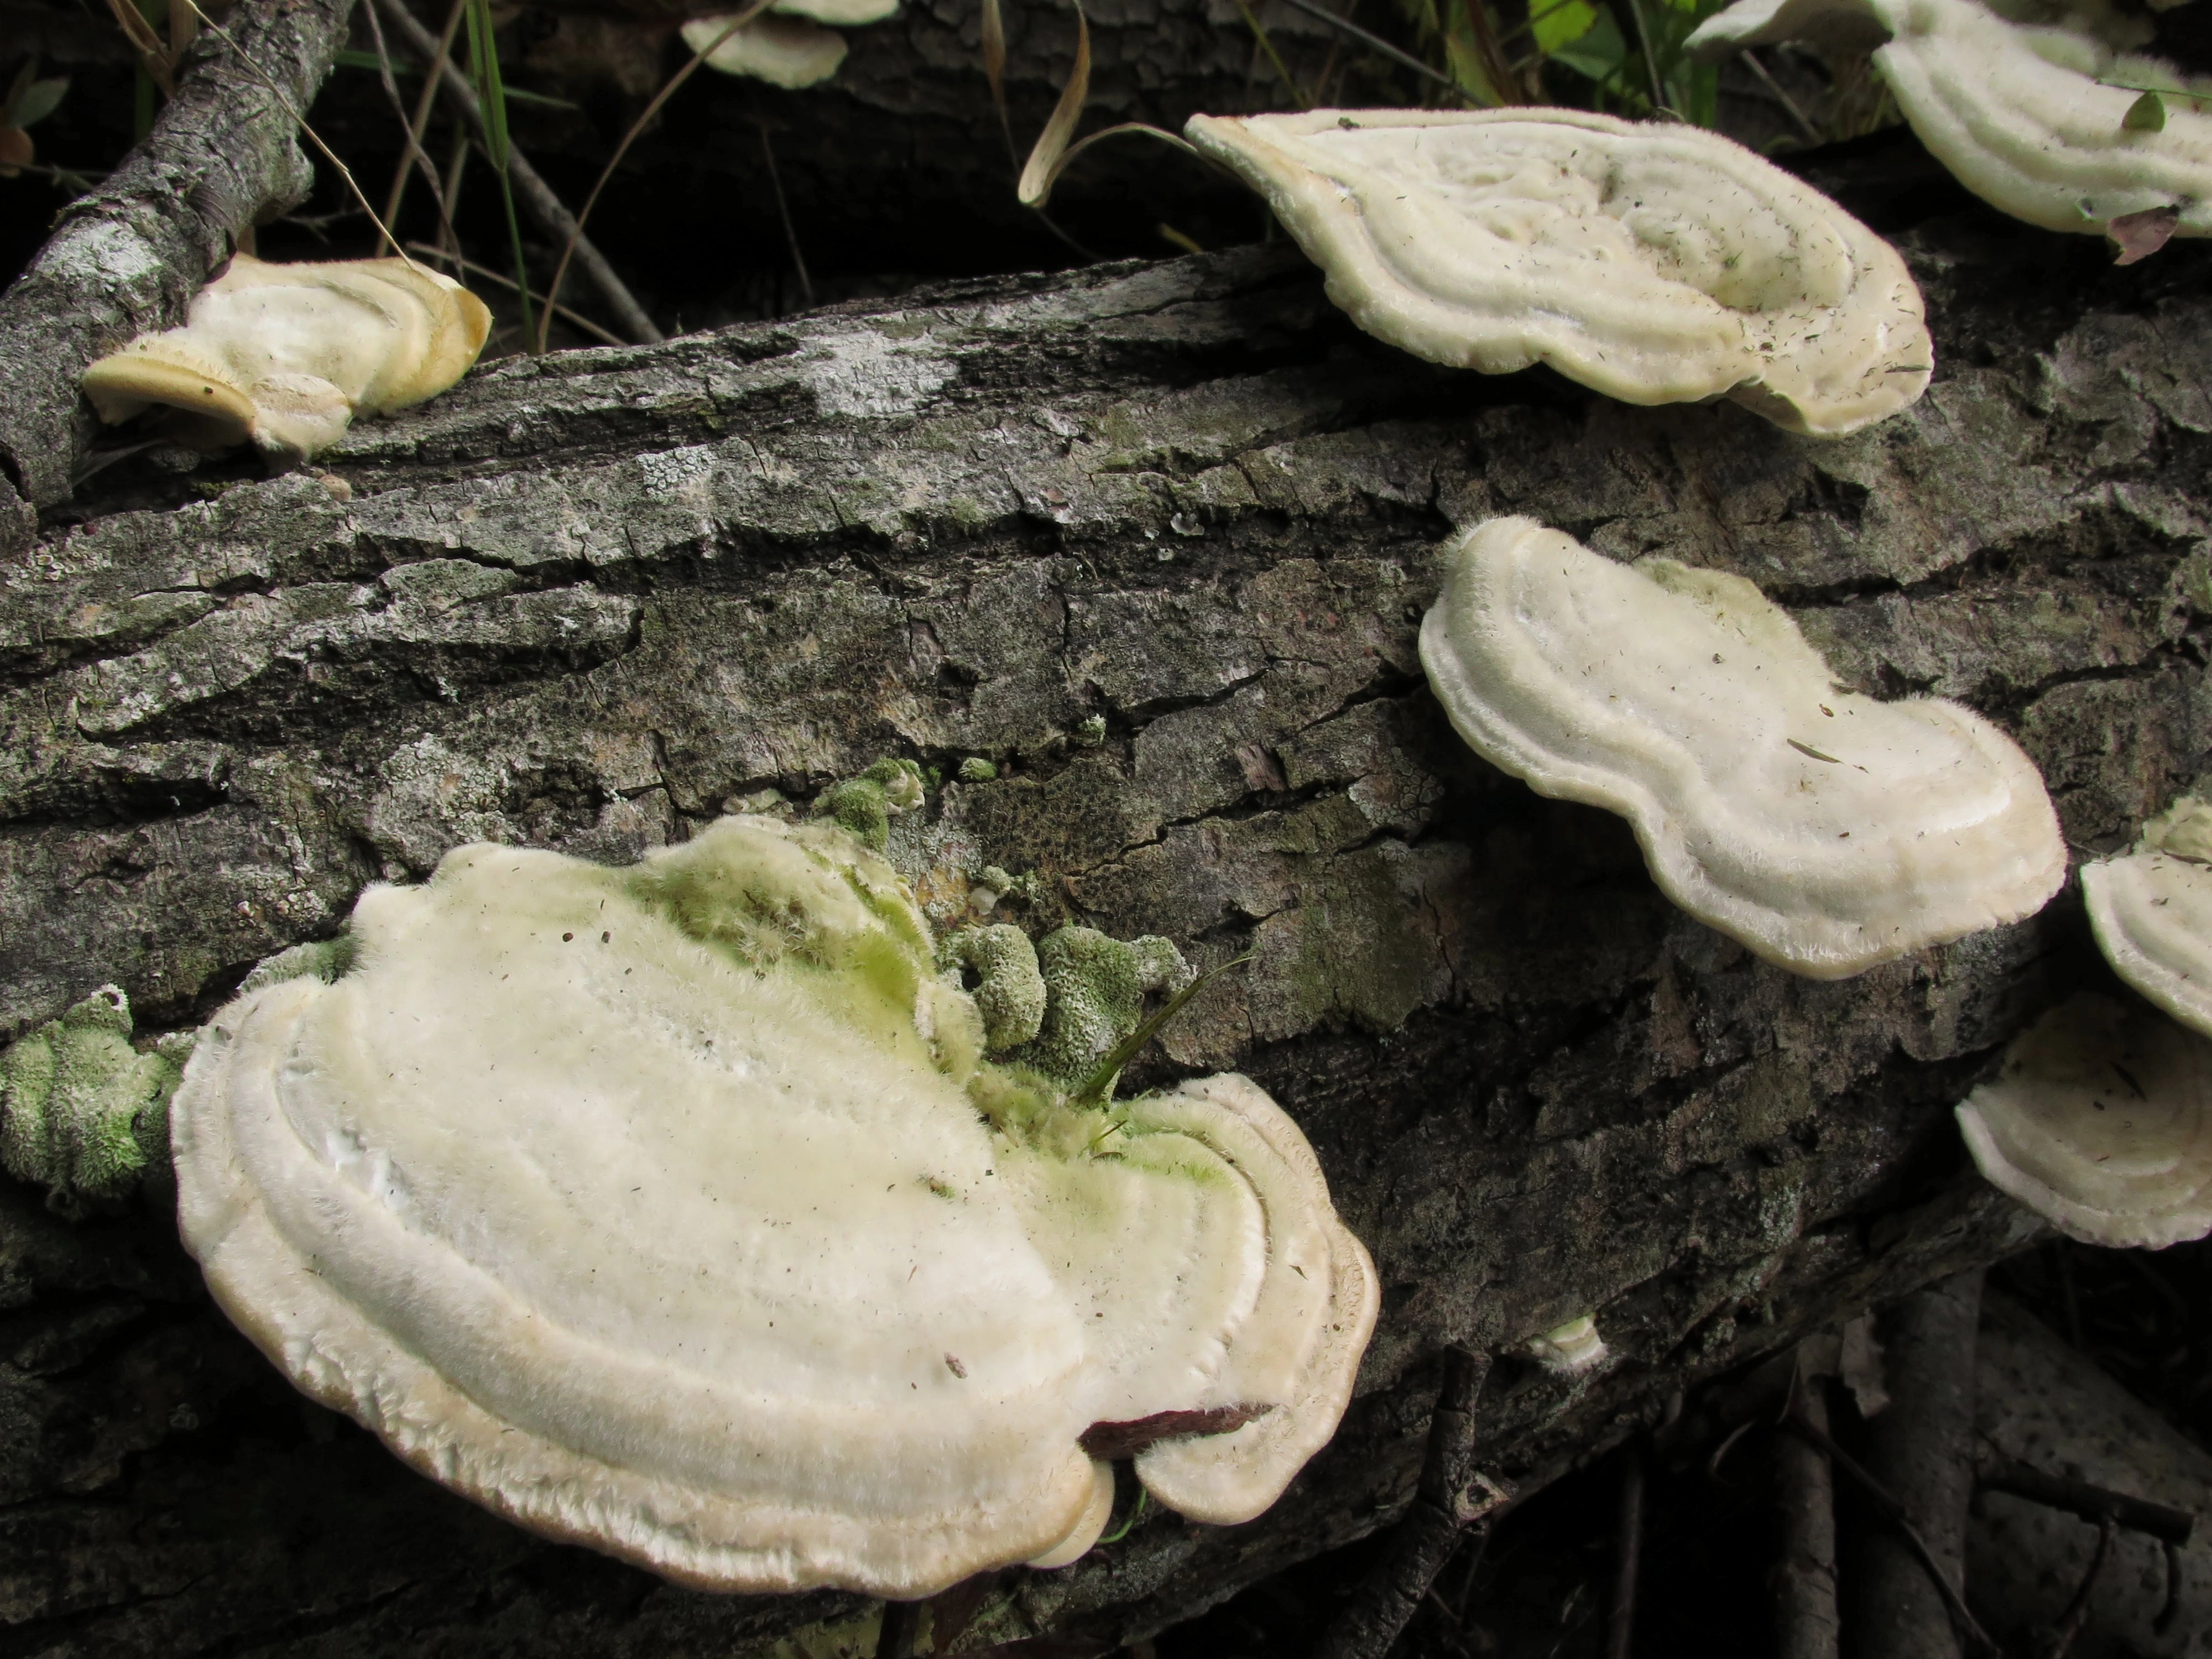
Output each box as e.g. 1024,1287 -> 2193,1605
0,170 -> 2208,1654
0,0 -> 357,535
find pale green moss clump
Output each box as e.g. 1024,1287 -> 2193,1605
941,924 -> 1048,1051
238,935 -> 357,995
819,759 -> 928,849
1013,927 -> 1193,1090
0,985 -> 192,1212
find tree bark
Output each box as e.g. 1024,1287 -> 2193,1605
0,167 -> 2207,1653
0,0 -> 357,539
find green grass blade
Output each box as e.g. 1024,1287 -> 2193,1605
463,0 -> 534,348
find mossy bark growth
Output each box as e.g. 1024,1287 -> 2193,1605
0,163 -> 2208,1652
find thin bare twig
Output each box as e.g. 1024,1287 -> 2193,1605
1270,0 -> 1455,90
1773,1363 -> 1840,1659
2042,1516 -> 2115,1659
1779,1411 -> 1999,1656
757,124 -> 814,312
1606,1442 -> 1643,1659
373,0 -> 662,345
535,1 -> 770,352
1974,1457 -> 2195,1546
1741,49 -> 1820,146
406,242 -> 626,347
1313,1348 -> 1509,1659
101,0 -> 175,97
377,0 -> 465,254
178,0 -> 416,269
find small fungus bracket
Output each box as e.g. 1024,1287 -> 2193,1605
1522,1313 -> 1609,1376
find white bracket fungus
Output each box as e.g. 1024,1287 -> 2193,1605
1957,993 -> 2212,1248
1687,0 -> 2212,244
171,815 -> 1376,1597
682,6 -> 885,88
2082,796 -> 2212,1040
1417,518 -> 2067,978
81,254 -> 491,462
1524,1314 -> 1609,1375
1181,107 -> 1932,437
0,985 -> 190,1214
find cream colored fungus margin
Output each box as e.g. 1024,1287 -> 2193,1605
2083,797 -> 2212,1041
1689,0 -> 2212,239
1418,518 -> 2066,978
1957,993 -> 2212,1249
171,821 -> 1376,1598
82,254 -> 490,461
1183,106 -> 1932,436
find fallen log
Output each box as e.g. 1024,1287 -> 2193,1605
0,156 -> 2207,1651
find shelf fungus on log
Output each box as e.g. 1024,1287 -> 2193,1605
2081,796 -> 2212,1039
1687,0 -> 2212,251
681,0 -> 898,90
1181,107 -> 1932,436
1416,518 -> 2067,978
80,254 -> 491,462
168,815 -> 1376,1598
1956,993 -> 2212,1248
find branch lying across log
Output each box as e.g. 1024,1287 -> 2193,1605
0,0 -> 357,541
0,161 -> 2209,1652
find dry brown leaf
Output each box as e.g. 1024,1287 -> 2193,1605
1016,1 -> 1091,207
2109,204 -> 2181,265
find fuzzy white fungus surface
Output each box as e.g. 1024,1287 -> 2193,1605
1417,518 -> 2066,978
1182,107 -> 1932,436
2083,797 -> 2212,1040
681,13 -> 849,86
170,817 -> 1375,1597
81,254 -> 490,460
1688,0 -> 2212,239
1957,993 -> 2212,1248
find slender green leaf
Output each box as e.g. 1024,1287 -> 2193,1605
1070,953 -> 1253,1108
462,0 -> 533,347
464,0 -> 510,172
1531,0 -> 1597,54
3,60 -> 32,124
1547,5 -> 1624,80
335,50 -> 577,107
980,0 -> 1006,105
2126,89 -> 2167,132
14,78 -> 68,129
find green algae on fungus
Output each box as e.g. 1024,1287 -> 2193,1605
170,814 -> 1376,1598
1013,927 -> 1194,1091
941,923 -> 1049,1051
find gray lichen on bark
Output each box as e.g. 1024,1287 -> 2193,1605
0,208 -> 2204,1651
